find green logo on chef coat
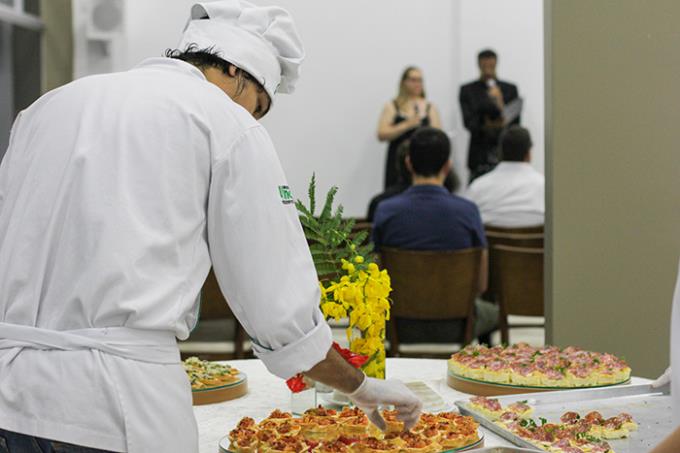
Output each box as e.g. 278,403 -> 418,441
278,185 -> 294,205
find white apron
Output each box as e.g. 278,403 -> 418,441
0,323 -> 193,453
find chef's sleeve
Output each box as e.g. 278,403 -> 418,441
0,111 -> 23,212
207,125 -> 333,379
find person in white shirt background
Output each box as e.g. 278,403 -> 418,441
0,1 -> 421,452
464,125 -> 544,228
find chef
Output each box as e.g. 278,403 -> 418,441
649,258 -> 680,453
0,1 -> 421,452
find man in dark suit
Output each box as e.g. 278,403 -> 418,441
459,49 -> 520,183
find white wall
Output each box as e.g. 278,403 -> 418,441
73,0 -> 543,217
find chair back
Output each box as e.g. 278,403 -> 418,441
494,244 -> 544,317
200,269 -> 236,320
485,225 -> 544,235
380,247 -> 482,320
179,268 -> 247,360
485,226 -> 544,302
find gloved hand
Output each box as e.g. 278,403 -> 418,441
346,375 -> 422,431
652,367 -> 672,388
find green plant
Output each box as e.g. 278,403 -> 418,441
295,174 -> 374,282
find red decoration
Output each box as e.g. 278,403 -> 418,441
286,342 -> 369,393
332,342 -> 369,368
286,374 -> 308,393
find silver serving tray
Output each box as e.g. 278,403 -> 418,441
455,383 -> 673,452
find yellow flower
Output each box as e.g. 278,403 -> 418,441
363,360 -> 378,377
354,255 -> 364,264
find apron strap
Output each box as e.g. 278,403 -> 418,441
0,322 -> 180,364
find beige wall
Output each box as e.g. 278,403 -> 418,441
41,0 -> 73,92
545,0 -> 680,378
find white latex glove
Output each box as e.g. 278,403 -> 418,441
347,376 -> 422,431
652,367 -> 672,388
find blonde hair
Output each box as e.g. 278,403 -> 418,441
395,66 -> 426,110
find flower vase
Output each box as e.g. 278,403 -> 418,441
361,344 -> 386,379
350,332 -> 387,380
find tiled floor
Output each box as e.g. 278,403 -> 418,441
490,315 -> 545,347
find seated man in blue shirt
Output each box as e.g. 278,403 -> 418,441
372,127 -> 498,344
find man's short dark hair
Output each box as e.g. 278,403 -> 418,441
165,45 -> 269,115
501,126 -> 533,162
408,127 -> 450,177
478,49 -> 497,61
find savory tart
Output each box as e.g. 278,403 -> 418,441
506,401 -> 533,419
380,410 -> 404,434
261,435 -> 306,453
226,408 -> 480,453
313,439 -> 352,453
490,403 -> 636,453
449,343 -> 631,388
468,396 -> 504,420
397,432 -> 439,453
352,437 -> 400,453
183,356 -> 241,390
264,410 -> 295,424
297,415 -> 339,442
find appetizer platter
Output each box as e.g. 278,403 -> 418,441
448,344 -> 631,396
183,356 -> 248,405
219,406 -> 485,452
456,384 -> 672,453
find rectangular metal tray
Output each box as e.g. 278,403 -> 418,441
455,384 -> 673,452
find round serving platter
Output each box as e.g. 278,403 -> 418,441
447,371 -> 630,396
192,372 -> 248,405
218,432 -> 484,453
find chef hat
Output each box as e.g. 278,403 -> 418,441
177,0 -> 304,101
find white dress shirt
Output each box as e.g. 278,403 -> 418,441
0,58 -> 331,452
464,161 -> 545,227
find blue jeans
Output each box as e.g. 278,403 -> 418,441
0,429 -> 116,453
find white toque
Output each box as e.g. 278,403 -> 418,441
177,0 -> 305,102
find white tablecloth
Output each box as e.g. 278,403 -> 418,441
193,358 -> 649,453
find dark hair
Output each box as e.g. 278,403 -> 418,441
478,49 -> 497,61
394,140 -> 413,186
165,45 -> 269,113
408,127 -> 451,177
501,126 -> 533,162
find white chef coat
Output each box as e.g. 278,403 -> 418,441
671,259 -> 680,426
0,58 -> 332,452
464,161 -> 544,228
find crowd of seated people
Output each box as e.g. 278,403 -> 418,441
367,125 -> 544,346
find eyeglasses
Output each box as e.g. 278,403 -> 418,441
406,77 -> 423,82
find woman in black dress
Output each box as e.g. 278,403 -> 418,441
377,66 -> 442,189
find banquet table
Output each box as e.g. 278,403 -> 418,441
193,358 -> 650,453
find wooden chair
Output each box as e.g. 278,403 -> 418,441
485,225 -> 544,235
484,225 -> 544,302
380,247 -> 482,357
178,268 -> 250,361
493,244 -> 544,344
351,220 -> 373,244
